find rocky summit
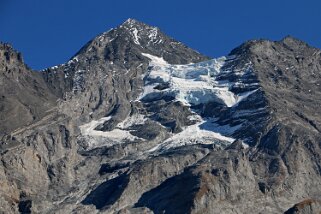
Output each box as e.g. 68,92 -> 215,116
0,19 -> 320,214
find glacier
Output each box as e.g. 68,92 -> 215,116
140,53 -> 256,107
79,53 -> 260,152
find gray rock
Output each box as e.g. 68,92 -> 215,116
0,19 -> 320,214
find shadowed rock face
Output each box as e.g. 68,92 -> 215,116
0,20 -> 320,214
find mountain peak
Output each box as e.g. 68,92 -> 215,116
0,42 -> 24,66
281,35 -> 303,43
72,19 -> 209,65
229,35 -> 315,57
280,35 -> 311,49
119,18 -> 154,30
122,18 -> 140,25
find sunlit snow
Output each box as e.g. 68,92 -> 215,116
79,116 -> 142,149
140,53 -> 256,107
148,119 -> 237,152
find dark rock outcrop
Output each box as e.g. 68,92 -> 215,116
285,199 -> 321,214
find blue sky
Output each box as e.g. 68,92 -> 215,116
1,0 -> 321,70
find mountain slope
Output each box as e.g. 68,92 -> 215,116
131,37 -> 321,214
0,19 -> 320,214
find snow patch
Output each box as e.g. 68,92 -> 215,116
79,116 -> 142,149
131,28 -> 141,45
149,119 -> 237,152
148,28 -> 160,44
142,53 -> 168,66
67,57 -> 79,65
116,114 -> 147,129
80,117 -> 112,136
242,142 -> 249,149
140,53 -> 258,107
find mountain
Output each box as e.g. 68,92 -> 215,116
0,19 -> 320,214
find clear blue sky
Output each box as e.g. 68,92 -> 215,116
1,0 -> 320,70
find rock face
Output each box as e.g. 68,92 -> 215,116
0,19 -> 320,214
285,199 -> 321,214
0,44 -> 57,138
